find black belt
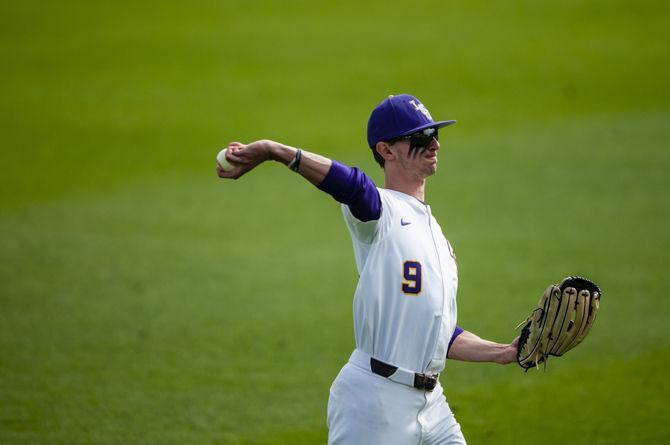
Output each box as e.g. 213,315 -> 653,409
370,357 -> 438,391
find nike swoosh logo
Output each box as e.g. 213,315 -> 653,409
401,219 -> 411,226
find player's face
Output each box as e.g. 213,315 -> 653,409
390,128 -> 441,177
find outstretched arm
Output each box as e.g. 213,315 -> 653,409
447,330 -> 519,365
217,140 -> 381,222
217,140 -> 331,185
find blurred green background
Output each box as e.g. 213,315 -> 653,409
1,0 -> 669,444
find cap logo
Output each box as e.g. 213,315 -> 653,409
409,99 -> 433,120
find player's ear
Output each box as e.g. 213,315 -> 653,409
375,141 -> 396,163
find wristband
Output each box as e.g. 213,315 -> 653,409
288,148 -> 302,172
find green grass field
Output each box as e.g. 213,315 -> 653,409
2,1 -> 669,444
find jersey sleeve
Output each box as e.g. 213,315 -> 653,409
317,160 -> 381,221
316,160 -> 395,244
342,188 -> 395,244
447,326 -> 464,356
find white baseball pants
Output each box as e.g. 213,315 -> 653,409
327,350 -> 466,445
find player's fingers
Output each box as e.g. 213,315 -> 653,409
217,169 -> 239,179
216,164 -> 246,180
225,144 -> 253,165
216,165 -> 229,177
227,142 -> 247,156
226,149 -> 247,165
217,164 -> 234,177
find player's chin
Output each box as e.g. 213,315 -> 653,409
423,158 -> 438,175
422,166 -> 438,178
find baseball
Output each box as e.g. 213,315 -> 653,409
216,148 -> 235,171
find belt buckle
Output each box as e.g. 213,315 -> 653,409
414,373 -> 438,391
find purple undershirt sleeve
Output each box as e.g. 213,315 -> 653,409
447,326 -> 464,357
317,160 -> 381,222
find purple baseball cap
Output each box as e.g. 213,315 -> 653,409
367,94 -> 456,148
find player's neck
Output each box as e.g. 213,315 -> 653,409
384,169 -> 426,202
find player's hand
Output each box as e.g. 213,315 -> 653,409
216,140 -> 275,180
498,336 -> 520,365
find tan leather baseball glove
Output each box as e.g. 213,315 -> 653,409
516,276 -> 602,371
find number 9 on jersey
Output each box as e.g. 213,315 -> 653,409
402,261 -> 422,295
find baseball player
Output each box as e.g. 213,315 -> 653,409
217,94 -> 519,444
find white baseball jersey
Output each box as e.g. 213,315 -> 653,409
342,188 -> 458,374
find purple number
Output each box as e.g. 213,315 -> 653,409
402,261 -> 422,295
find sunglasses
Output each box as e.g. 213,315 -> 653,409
388,128 -> 438,157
